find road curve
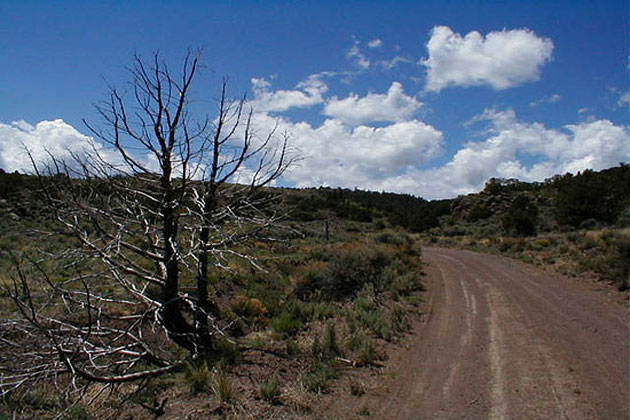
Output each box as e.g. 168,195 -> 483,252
368,247 -> 629,420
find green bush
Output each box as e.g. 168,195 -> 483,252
259,376 -> 282,403
294,243 -> 400,300
467,203 -> 492,222
213,337 -> 242,365
272,312 -> 303,337
349,378 -> 366,396
390,272 -> 424,299
502,195 -> 538,236
347,331 -> 380,366
285,339 -> 301,356
303,363 -> 338,393
391,305 -> 410,334
374,230 -> 413,246
552,166 -> 630,227
348,305 -> 391,341
312,322 -> 343,362
607,232 -> 630,291
61,404 -> 94,420
211,370 -> 236,404
185,361 -> 212,394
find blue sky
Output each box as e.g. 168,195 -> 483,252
0,0 -> 628,199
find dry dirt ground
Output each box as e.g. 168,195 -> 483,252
321,247 -> 629,419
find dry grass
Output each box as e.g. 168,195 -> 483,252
281,379 -> 313,413
423,228 -> 630,291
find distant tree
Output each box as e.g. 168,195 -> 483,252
483,177 -> 503,195
553,165 -> 630,227
1,51 -> 292,396
502,194 -> 538,236
0,169 -> 30,200
467,202 -> 492,222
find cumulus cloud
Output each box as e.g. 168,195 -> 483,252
239,70 -> 629,201
244,110 -> 443,190
403,109 -> 630,199
249,76 -> 326,113
421,25 -> 554,92
324,82 -> 421,126
367,38 -> 384,48
263,105 -> 628,200
0,119 -> 120,173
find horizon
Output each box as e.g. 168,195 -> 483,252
1,1 -> 628,200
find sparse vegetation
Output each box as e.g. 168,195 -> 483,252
349,377 -> 367,396
0,168 -> 425,418
421,164 -> 630,291
185,361 -> 213,394
258,376 -> 282,403
210,369 -> 237,404
2,147 -> 625,418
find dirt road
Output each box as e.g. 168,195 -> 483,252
339,247 -> 629,419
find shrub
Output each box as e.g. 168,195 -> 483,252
502,195 -> 538,236
606,232 -> 630,291
578,233 -> 600,250
374,230 -> 413,246
281,380 -> 312,413
285,339 -> 300,356
355,308 -> 391,341
185,361 -> 212,394
390,273 -> 424,299
349,378 -> 367,396
348,332 -> 380,366
391,305 -> 410,334
294,243 -> 400,300
312,322 -> 343,362
304,363 -> 338,393
248,334 -> 267,350
211,369 -> 236,404
272,312 -> 303,337
535,238 -> 551,248
231,295 -> 268,317
357,406 -> 371,416
467,203 -> 492,222
259,376 -> 282,403
213,338 -> 242,365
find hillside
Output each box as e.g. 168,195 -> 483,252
3,164 -> 628,235
0,165 -> 628,418
421,164 -> 630,291
0,169 -> 429,419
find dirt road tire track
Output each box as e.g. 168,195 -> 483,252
329,247 -> 629,419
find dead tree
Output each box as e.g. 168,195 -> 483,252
0,50 -> 292,399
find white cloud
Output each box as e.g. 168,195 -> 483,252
377,55 -> 413,70
367,38 -> 384,48
5,108 -> 627,202
529,93 -> 561,107
347,42 -> 370,69
0,119 -> 119,174
421,25 -> 554,92
249,76 -> 326,113
267,107 -> 628,200
245,110 -> 443,191
407,109 -> 630,198
324,82 -> 421,126
549,93 -> 562,103
617,91 -> 630,107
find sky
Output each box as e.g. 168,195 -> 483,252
0,0 -> 628,199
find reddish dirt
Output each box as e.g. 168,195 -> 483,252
322,247 -> 629,419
